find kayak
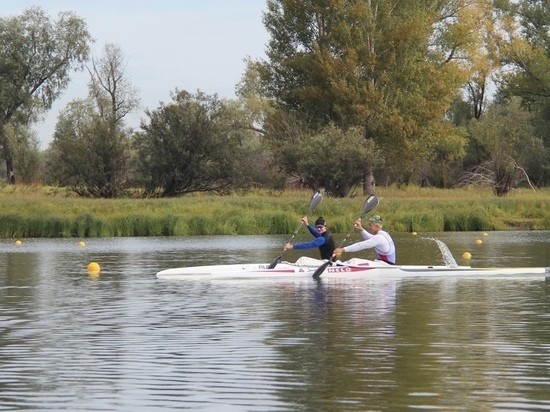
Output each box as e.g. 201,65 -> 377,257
156,258 -> 550,280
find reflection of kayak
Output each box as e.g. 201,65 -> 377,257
156,258 -> 550,280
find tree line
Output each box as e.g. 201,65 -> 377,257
1,1 -> 549,198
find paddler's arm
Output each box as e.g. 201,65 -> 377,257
285,237 -> 326,250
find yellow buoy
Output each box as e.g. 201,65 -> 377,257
412,231 -> 417,236
462,252 -> 472,259
482,232 -> 488,237
87,262 -> 100,273
475,239 -> 483,245
78,241 -> 86,247
15,240 -> 22,245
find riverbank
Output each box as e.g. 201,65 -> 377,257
1,185 -> 549,238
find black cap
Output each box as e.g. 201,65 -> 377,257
315,217 -> 326,226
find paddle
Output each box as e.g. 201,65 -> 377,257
311,194 -> 379,279
267,190 -> 323,269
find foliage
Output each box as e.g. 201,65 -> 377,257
495,0 -> 550,185
461,98 -> 545,195
47,100 -> 132,197
418,126 -> 468,188
4,2 -> 550,194
221,96 -> 272,187
133,90 -> 250,197
46,43 -> 138,198
264,111 -> 381,197
233,59 -> 280,187
455,0 -> 501,120
0,6 -> 91,183
258,0 -> 480,186
3,123 -> 42,184
235,58 -> 275,132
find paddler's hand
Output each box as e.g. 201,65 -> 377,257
301,216 -> 309,226
353,218 -> 364,231
284,243 -> 294,250
334,248 -> 345,255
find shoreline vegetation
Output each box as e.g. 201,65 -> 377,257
1,185 -> 549,238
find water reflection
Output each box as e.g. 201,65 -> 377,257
393,279 -> 550,411
265,279 -> 399,410
0,233 -> 549,411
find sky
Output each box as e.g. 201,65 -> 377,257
4,1 -> 270,149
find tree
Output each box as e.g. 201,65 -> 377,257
133,90 -> 249,197
47,43 -> 139,197
462,97 -> 544,195
257,1 -> 512,189
264,111 -> 381,197
0,7 -> 91,183
87,43 -> 140,127
419,127 -> 468,188
235,57 -> 275,134
47,100 -> 129,197
231,61 -> 276,187
440,0 -> 501,120
3,123 -> 42,184
495,0 -> 550,184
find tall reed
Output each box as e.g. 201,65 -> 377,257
1,186 -> 549,238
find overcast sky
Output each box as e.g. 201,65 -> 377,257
4,1 -> 270,149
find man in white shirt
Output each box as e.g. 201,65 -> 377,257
333,215 -> 396,264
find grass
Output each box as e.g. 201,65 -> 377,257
1,185 -> 549,238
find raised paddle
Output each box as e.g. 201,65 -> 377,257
267,190 -> 323,269
311,194 -> 379,279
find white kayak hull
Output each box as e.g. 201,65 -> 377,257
156,259 -> 550,280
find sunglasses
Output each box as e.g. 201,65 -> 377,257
315,225 -> 325,229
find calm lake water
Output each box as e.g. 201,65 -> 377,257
1,231 -> 550,411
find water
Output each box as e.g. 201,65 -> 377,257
1,232 -> 550,411
430,238 -> 459,267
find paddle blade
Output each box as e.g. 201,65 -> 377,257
362,194 -> 379,217
309,190 -> 323,213
312,260 -> 331,279
267,255 -> 281,269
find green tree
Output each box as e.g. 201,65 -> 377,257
420,126 -> 468,188
444,0 -> 501,120
0,7 -> 91,183
462,97 -> 544,195
231,62 -> 277,187
496,0 -> 550,184
264,110 -> 381,197
47,43 -> 138,197
258,0 -> 481,188
47,100 -> 130,197
3,123 -> 41,184
133,90 -> 249,197
235,58 -> 275,134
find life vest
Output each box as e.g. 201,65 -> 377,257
319,231 -> 335,260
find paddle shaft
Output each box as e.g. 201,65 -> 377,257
276,202 -> 320,257
268,191 -> 323,268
